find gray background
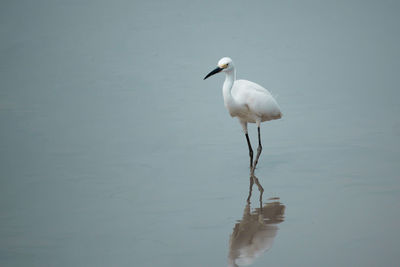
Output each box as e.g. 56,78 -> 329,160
1,0 -> 399,266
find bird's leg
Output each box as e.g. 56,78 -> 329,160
252,126 -> 263,174
247,175 -> 254,203
252,175 -> 264,207
240,120 -> 253,169
245,133 -> 254,169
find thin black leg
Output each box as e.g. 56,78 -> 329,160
247,175 -> 254,203
252,127 -> 263,173
245,133 -> 253,169
252,175 -> 264,207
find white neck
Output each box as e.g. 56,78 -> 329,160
222,68 -> 236,108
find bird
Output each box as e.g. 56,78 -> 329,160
228,191 -> 285,267
204,57 -> 282,173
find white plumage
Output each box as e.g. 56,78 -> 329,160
228,79 -> 282,123
204,57 -> 282,172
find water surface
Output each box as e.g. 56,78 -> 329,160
1,0 -> 400,266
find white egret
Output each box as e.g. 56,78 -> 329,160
204,57 -> 282,172
228,192 -> 285,267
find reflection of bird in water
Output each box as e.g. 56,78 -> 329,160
228,176 -> 285,267
204,57 -> 282,174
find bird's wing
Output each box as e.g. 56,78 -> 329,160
234,80 -> 273,96
232,80 -> 282,121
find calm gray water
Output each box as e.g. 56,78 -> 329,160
1,0 -> 400,266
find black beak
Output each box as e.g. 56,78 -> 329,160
203,67 -> 223,80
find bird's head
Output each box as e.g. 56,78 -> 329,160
204,57 -> 234,80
